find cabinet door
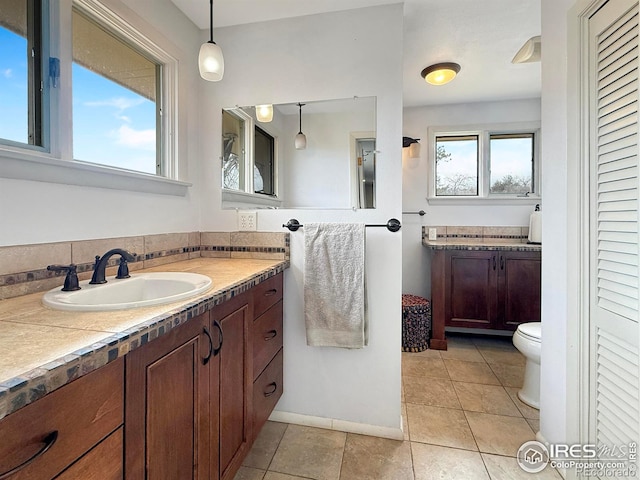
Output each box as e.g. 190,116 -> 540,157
125,314 -> 210,480
214,294 -> 252,480
496,251 -> 541,330
445,251 -> 498,329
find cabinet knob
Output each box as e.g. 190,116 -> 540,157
0,431 -> 58,479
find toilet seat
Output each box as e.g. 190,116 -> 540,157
516,322 -> 541,342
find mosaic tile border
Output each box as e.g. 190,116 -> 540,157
424,243 -> 541,252
0,262 -> 287,420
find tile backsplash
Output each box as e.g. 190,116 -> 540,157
0,231 -> 289,300
422,226 -> 530,243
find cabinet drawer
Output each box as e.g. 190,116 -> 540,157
252,300 -> 283,380
252,349 -> 283,434
253,273 -> 283,319
0,358 -> 124,480
55,427 -> 123,480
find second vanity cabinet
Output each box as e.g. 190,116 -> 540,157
444,250 -> 541,331
431,249 -> 540,349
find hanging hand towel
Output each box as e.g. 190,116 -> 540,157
304,223 -> 367,348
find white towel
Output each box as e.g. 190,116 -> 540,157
304,223 -> 367,348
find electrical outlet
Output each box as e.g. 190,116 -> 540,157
238,211 -> 257,231
428,227 -> 437,241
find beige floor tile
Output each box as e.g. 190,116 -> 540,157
243,421 -> 288,469
406,404 -> 477,451
443,359 -> 501,385
264,473 -> 311,480
477,347 -> 526,366
453,382 -> 521,417
505,387 -> 540,420
340,434 -> 414,480
402,403 -> 410,440
234,466 -> 266,480
440,344 -> 486,363
404,376 -> 461,409
489,363 -> 525,388
465,412 -> 535,456
412,443 -> 489,480
269,425 -> 346,480
481,453 -> 563,479
402,354 -> 449,379
406,348 -> 442,359
526,418 -> 540,433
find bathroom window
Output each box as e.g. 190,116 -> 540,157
72,6 -> 164,175
0,0 -> 46,149
428,123 -> 540,200
222,107 -> 278,201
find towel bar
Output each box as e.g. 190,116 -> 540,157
282,218 -> 401,232
402,210 -> 426,216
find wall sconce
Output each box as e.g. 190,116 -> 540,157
421,62 -> 460,86
512,36 -> 541,64
403,136 -> 420,158
199,0 -> 224,81
256,104 -> 273,122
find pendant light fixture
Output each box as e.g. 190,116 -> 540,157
421,62 -> 460,86
199,0 -> 224,82
295,103 -> 307,150
256,104 -> 273,122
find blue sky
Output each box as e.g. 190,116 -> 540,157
1,26 -> 157,174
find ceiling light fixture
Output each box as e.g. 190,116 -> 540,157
512,36 -> 541,64
295,103 -> 307,150
256,104 -> 273,122
199,0 -> 224,81
421,62 -> 461,86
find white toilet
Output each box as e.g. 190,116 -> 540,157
512,322 -> 542,409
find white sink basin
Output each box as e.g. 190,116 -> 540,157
43,272 -> 213,312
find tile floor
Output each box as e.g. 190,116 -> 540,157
234,334 -> 562,480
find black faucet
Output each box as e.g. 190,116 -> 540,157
90,248 -> 137,284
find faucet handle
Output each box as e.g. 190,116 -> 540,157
116,257 -> 131,279
47,264 -> 81,291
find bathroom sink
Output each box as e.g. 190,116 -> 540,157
42,272 -> 213,312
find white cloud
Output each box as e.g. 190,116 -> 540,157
2,69 -> 13,78
114,124 -> 155,151
84,97 -> 146,112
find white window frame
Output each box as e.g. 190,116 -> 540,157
0,0 -> 189,196
427,121 -> 542,205
221,107 -> 281,209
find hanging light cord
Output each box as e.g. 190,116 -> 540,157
208,0 -> 215,44
298,103 -> 305,134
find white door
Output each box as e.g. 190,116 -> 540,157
587,0 -> 640,472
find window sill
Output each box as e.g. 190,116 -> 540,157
426,196 -> 542,206
222,190 -> 283,209
0,149 -> 191,196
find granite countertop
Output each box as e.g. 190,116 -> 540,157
0,257 -> 288,420
423,238 -> 542,252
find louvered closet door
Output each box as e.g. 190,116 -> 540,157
588,0 -> 640,468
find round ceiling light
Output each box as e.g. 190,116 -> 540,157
421,62 -> 461,86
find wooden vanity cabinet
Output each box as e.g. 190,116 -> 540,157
431,249 -> 541,348
125,312 -> 212,480
0,358 -> 124,480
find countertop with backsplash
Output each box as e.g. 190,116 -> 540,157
422,226 -> 542,251
0,231 -> 289,421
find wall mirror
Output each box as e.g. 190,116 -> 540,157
221,96 -> 376,209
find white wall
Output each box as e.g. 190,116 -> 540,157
0,0 -> 202,246
402,99 -> 541,298
201,5 -> 404,433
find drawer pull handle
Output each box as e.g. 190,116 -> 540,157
492,256 -> 496,270
500,256 -> 505,270
263,382 -> 278,397
212,320 -> 224,356
0,430 -> 58,479
202,327 -> 213,365
264,289 -> 278,297
264,330 -> 278,341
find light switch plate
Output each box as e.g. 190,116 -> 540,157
428,227 -> 437,241
238,211 -> 257,231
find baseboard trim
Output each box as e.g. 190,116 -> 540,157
269,410 -> 405,441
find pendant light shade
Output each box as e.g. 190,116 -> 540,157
421,62 -> 460,86
295,103 -> 306,150
256,104 -> 273,122
199,0 -> 224,82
